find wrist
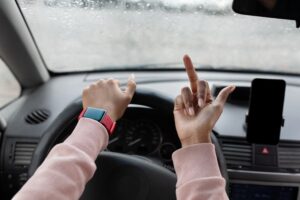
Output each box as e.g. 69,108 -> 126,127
103,107 -> 118,122
180,134 -> 212,147
79,107 -> 116,135
83,104 -> 118,121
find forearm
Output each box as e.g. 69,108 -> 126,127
172,143 -> 228,200
13,118 -> 109,200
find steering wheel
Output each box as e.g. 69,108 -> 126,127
28,89 -> 228,200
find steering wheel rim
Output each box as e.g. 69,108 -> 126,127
28,89 -> 229,199
80,151 -> 176,200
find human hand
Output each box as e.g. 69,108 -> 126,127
174,55 -> 235,147
82,75 -> 136,121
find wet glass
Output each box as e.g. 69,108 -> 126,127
18,0 -> 300,73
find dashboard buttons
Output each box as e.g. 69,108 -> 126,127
254,144 -> 277,166
261,147 -> 269,155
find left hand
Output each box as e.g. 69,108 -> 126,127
82,75 -> 136,121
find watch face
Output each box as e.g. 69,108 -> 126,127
84,107 -> 105,121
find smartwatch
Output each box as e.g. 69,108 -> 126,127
79,107 -> 116,135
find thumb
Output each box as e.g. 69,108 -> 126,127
125,74 -> 136,98
215,85 -> 235,107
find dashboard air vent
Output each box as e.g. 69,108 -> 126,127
25,109 -> 50,125
278,142 -> 300,170
220,137 -> 252,169
14,142 -> 37,166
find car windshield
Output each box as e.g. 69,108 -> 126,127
18,0 -> 300,73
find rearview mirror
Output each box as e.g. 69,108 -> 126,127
232,0 -> 300,27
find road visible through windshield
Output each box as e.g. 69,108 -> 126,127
16,0 -> 300,73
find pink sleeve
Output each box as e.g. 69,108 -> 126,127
12,118 -> 109,200
172,143 -> 229,200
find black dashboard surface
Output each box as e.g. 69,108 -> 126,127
2,71 -> 300,140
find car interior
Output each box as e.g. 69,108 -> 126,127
1,0 -> 300,199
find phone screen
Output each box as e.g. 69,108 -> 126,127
246,78 -> 286,145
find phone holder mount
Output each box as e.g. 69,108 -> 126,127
243,114 -> 285,133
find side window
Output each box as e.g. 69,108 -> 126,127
0,59 -> 21,108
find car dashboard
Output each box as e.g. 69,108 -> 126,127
1,70 -> 300,199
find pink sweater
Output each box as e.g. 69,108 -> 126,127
13,118 -> 228,200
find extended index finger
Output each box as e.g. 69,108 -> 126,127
183,55 -> 198,93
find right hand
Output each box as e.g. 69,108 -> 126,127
174,55 -> 235,147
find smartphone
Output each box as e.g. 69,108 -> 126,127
246,78 -> 286,145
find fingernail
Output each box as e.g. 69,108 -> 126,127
188,107 -> 195,116
230,85 -> 236,92
198,99 -> 204,108
129,73 -> 135,80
